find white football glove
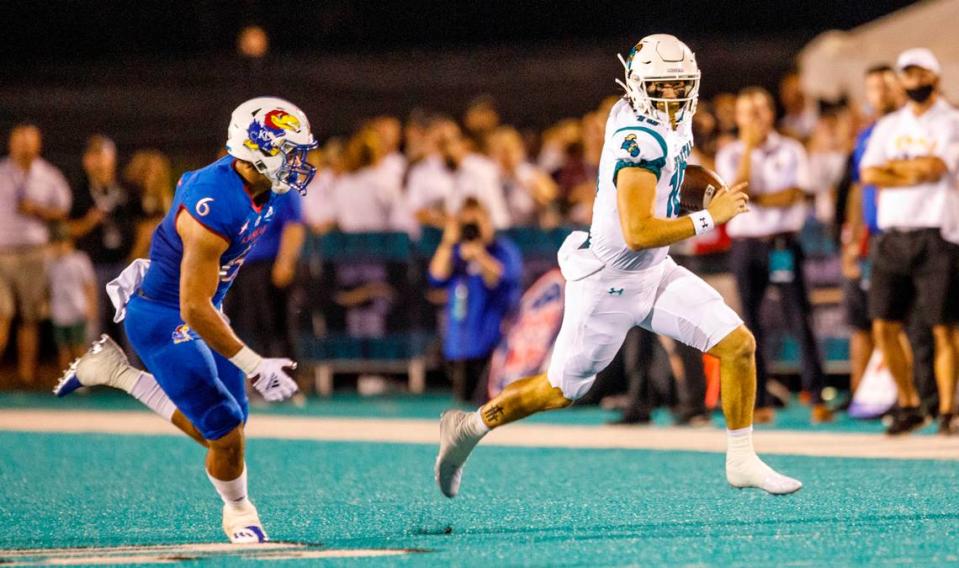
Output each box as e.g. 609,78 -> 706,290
250,358 -> 299,402
230,346 -> 299,402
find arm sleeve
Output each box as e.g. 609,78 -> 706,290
610,127 -> 669,183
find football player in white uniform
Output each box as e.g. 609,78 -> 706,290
435,34 -> 802,497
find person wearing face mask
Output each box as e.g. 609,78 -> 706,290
715,87 -> 831,425
860,48 -> 959,435
428,198 -> 522,402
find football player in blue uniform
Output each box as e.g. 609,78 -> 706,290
54,97 -> 317,543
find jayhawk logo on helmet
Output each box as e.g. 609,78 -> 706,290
244,109 -> 302,156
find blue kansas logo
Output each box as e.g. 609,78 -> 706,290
621,134 -> 640,158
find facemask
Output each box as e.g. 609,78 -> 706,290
905,83 -> 934,103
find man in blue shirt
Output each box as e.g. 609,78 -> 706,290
54,97 -> 317,544
428,197 -> 522,402
224,190 -> 305,359
842,65 -> 903,395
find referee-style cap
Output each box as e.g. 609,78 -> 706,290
896,48 -> 941,75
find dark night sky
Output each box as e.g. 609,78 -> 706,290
3,0 -> 917,65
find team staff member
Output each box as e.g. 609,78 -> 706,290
861,48 -> 959,435
842,66 -> 905,395
716,87 -> 831,424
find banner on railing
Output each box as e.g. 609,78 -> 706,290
487,269 -> 566,398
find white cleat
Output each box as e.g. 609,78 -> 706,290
434,410 -> 485,498
223,503 -> 269,544
726,458 -> 803,495
53,335 -> 133,397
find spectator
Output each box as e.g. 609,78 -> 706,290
807,104 -> 854,224
841,65 -> 905,397
302,140 -> 344,234
319,126 -> 413,233
436,121 -> 511,229
716,87 -> 831,424
46,223 -> 96,371
462,95 -> 501,152
68,135 -> 144,340
0,123 -> 71,385
368,115 -> 406,188
225,191 -> 305,359
690,100 -> 719,170
406,115 -> 457,228
711,92 -> 738,149
778,70 -> 818,141
486,126 -> 558,227
122,149 -> 172,260
428,198 -> 522,402
860,48 -> 959,435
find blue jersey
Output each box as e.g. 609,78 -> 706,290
851,123 -> 879,235
140,155 -> 281,309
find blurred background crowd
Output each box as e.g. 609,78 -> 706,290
2,0 -> 957,431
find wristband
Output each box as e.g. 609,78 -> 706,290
230,345 -> 262,376
690,210 -> 715,236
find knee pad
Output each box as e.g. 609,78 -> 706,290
198,400 -> 244,441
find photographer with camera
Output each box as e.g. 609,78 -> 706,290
428,198 -> 522,402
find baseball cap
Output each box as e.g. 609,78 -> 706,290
896,48 -> 941,74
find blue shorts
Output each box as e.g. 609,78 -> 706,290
124,294 -> 248,440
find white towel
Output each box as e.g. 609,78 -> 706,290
557,231 -> 605,282
106,259 -> 151,323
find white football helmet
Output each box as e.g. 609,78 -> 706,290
225,97 -> 318,195
617,34 -> 701,128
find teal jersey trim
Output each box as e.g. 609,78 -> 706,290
614,157 -> 665,184
612,126 -> 668,159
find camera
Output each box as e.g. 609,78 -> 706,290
460,222 -> 481,242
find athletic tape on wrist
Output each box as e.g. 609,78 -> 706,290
230,345 -> 263,377
690,210 -> 715,236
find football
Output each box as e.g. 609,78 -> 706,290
680,164 -> 726,213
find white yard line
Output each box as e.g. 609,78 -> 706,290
1,409 -> 957,460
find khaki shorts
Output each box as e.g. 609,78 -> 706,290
0,247 -> 48,322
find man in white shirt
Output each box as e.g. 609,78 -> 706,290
437,121 -> 511,230
716,87 -> 830,424
860,48 -> 959,435
0,123 -> 72,384
406,116 -> 457,228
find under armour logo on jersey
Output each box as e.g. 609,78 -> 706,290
608,287 -> 624,296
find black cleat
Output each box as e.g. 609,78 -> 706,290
885,407 -> 927,436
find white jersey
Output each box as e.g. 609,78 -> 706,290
589,98 -> 693,271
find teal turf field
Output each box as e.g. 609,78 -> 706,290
1,393 -> 957,566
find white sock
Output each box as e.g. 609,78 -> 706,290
470,411 -> 491,436
207,465 -> 251,511
129,372 -> 176,421
726,426 -> 802,494
726,426 -> 761,465
115,365 -> 143,393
